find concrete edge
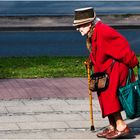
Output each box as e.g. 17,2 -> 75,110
0,25 -> 140,31
0,14 -> 140,31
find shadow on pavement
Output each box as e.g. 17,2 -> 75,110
127,118 -> 140,139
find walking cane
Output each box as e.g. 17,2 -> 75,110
84,60 -> 95,131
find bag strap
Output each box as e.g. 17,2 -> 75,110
137,63 -> 140,79
126,69 -> 132,85
109,60 -> 115,73
126,63 -> 140,85
103,59 -> 115,73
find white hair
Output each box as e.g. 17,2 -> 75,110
93,17 -> 101,25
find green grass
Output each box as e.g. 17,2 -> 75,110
0,56 -> 139,78
0,56 -> 87,78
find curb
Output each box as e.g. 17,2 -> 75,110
0,25 -> 140,31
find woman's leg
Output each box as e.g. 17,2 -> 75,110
106,111 -> 131,139
108,114 -> 116,129
112,111 -> 127,131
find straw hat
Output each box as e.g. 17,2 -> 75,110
73,7 -> 96,26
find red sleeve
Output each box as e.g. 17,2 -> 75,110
101,25 -> 138,68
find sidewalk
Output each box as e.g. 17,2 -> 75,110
0,78 -> 140,139
0,15 -> 140,32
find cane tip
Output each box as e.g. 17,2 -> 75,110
90,125 -> 95,131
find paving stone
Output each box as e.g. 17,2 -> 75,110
80,112 -> 106,121
0,123 -> 19,131
23,98 -> 68,106
6,105 -> 53,114
67,120 -> 90,129
18,122 -> 69,130
34,113 -> 85,122
0,100 -> 24,107
0,115 -> 37,123
66,98 -> 89,105
51,104 -> 89,112
0,131 -> 50,139
47,131 -> 97,139
0,106 -> 8,114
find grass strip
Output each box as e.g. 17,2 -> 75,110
0,56 -> 139,78
0,56 -> 87,78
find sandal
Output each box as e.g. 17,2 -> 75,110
106,126 -> 131,139
96,126 -> 115,138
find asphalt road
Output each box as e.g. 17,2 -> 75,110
0,29 -> 139,57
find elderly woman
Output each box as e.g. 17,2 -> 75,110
73,7 -> 138,139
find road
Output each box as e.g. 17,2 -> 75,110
0,29 -> 139,57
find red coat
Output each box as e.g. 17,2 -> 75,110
90,21 -> 138,118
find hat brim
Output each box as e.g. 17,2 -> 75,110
73,17 -> 95,26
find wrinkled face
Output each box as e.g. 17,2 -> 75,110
76,23 -> 91,36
